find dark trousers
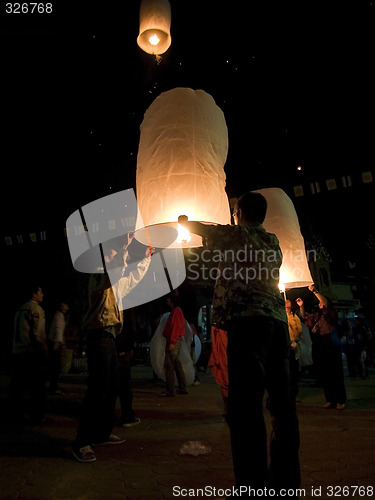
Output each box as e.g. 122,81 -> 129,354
226,316 -> 300,494
75,331 -> 119,447
118,353 -> 135,422
9,351 -> 47,423
317,333 -> 346,405
48,342 -> 62,392
289,350 -> 300,399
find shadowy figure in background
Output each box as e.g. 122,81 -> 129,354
353,317 -> 372,379
72,233 -> 152,463
159,291 -> 188,397
179,191 -> 300,496
116,308 -> 141,428
340,318 -> 360,379
48,301 -> 69,395
285,299 -> 303,402
297,285 -> 346,410
9,282 -> 49,425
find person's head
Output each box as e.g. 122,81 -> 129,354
166,290 -> 180,308
285,299 -> 293,313
30,283 -> 43,304
59,302 -> 69,314
233,192 -> 267,226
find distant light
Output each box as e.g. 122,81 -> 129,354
297,165 -> 302,171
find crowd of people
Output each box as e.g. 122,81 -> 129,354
7,191 -> 374,496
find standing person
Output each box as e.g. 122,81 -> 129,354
178,191 -> 300,495
9,282 -> 49,425
296,285 -> 346,410
72,233 -> 152,463
48,301 -> 69,395
159,292 -> 188,397
285,299 -> 303,402
115,308 -> 141,428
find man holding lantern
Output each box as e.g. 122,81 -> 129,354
72,233 -> 153,463
179,191 -> 300,495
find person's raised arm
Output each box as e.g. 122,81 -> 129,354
308,284 -> 327,306
296,297 -> 306,318
178,215 -> 208,238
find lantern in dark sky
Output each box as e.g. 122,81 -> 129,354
135,87 -> 231,248
254,188 -> 314,291
137,0 -> 172,56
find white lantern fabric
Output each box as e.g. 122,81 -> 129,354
137,0 -> 172,56
135,87 -> 231,248
150,312 -> 195,385
253,187 -> 314,290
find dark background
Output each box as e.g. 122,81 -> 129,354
1,0 -> 374,312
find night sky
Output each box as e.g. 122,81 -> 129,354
2,0 -> 375,270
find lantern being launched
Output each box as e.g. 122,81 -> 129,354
135,87 -> 231,248
254,188 -> 314,290
137,0 -> 172,56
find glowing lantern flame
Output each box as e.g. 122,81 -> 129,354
149,34 -> 160,46
177,224 -> 191,244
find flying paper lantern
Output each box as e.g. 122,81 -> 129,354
135,87 -> 231,248
254,187 -> 314,290
137,0 -> 172,56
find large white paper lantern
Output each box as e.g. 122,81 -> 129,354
135,87 -> 231,248
137,0 -> 172,56
254,187 -> 314,290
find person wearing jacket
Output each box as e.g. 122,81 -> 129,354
72,233 -> 152,463
10,282 -> 48,425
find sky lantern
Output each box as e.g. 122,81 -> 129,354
137,0 -> 172,58
253,187 -> 314,291
135,87 -> 231,248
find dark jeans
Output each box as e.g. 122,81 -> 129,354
226,316 -> 300,494
118,353 -> 135,422
317,333 -> 346,405
75,331 -> 119,447
9,351 -> 47,423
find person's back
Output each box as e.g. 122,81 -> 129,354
207,222 -> 286,328
179,191 -> 300,495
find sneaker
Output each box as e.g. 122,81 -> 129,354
159,391 -> 175,397
176,389 -> 188,395
336,403 -> 346,410
72,445 -> 96,463
192,380 -> 200,386
92,434 -> 126,446
122,417 -> 141,428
